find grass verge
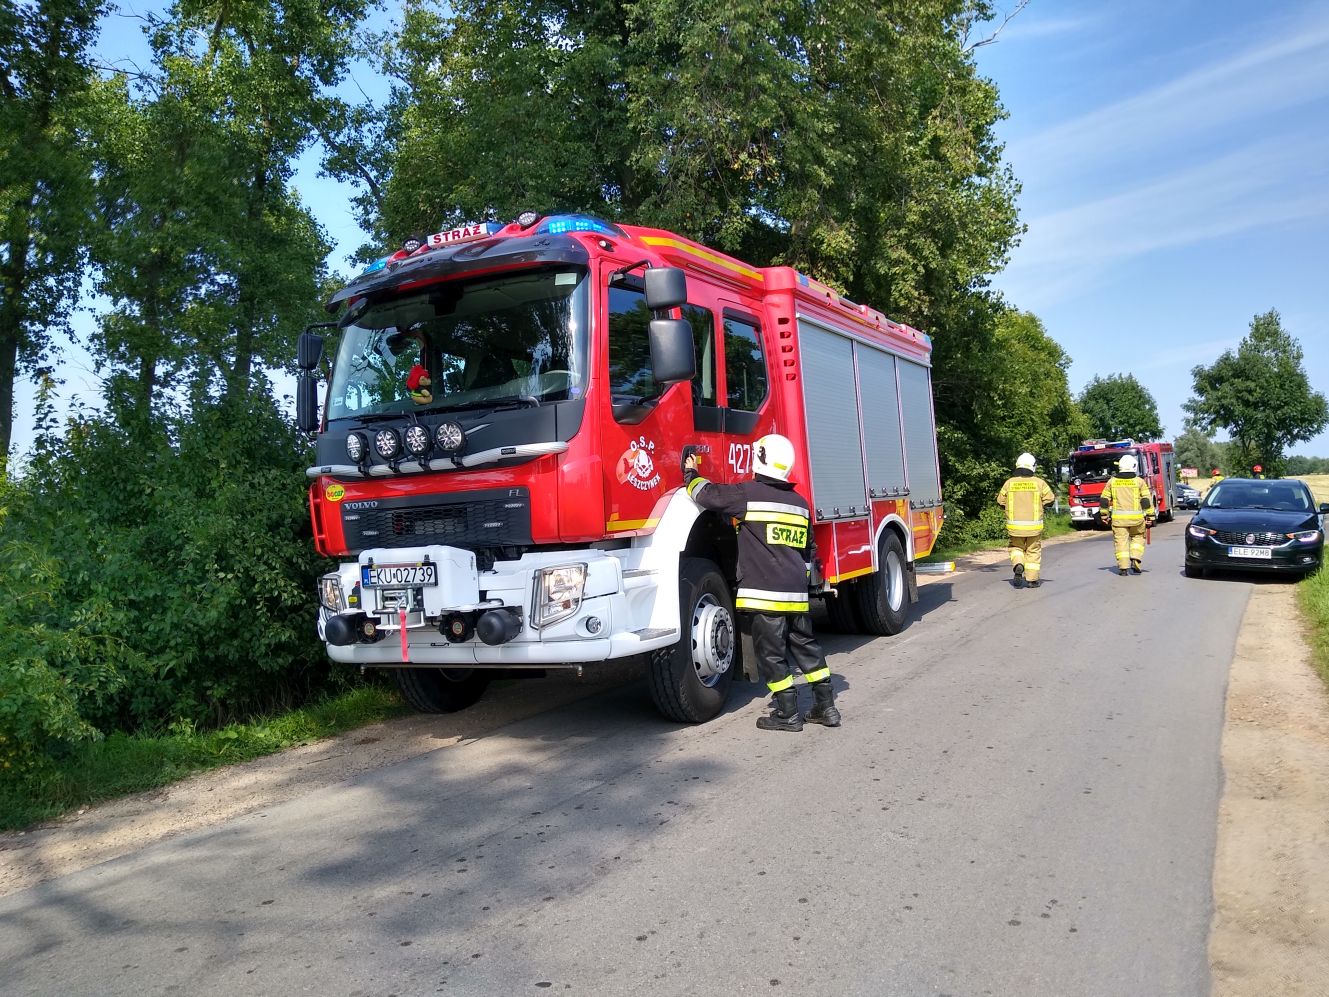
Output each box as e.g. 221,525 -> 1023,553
0,685 -> 409,833
1297,567 -> 1329,689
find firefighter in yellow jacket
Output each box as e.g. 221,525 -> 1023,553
1099,453 -> 1154,575
996,452 -> 1056,589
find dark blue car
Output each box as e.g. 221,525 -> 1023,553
1184,477 -> 1327,579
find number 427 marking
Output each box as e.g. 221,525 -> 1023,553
728,443 -> 751,476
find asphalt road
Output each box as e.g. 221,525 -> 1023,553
0,521 -> 1253,997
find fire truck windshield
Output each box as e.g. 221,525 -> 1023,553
326,267 -> 589,421
1070,451 -> 1133,482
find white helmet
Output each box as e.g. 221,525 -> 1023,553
754,434 -> 796,482
1118,454 -> 1138,474
1015,452 -> 1036,471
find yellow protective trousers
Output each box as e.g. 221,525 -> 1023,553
1112,522 -> 1146,568
1007,534 -> 1044,581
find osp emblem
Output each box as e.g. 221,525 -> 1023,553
1246,534 -> 1255,544
616,435 -> 661,492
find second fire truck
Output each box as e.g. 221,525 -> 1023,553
1067,439 -> 1176,529
297,213 -> 944,723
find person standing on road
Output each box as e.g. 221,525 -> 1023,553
684,434 -> 840,733
1100,453 -> 1154,576
1253,464 -> 1265,479
996,452 -> 1056,589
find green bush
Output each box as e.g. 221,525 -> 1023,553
1298,566 -> 1329,688
2,394 -> 340,774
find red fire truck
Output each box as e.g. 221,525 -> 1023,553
296,213 -> 944,723
1066,439 -> 1176,529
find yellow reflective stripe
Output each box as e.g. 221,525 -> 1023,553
767,674 -> 796,693
737,597 -> 810,612
687,477 -> 709,498
744,510 -> 809,526
803,667 -> 830,684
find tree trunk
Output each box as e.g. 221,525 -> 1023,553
0,190 -> 36,459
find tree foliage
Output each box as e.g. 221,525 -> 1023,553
0,0 -> 105,459
1185,310 -> 1329,476
1173,423 -> 1222,474
337,0 -> 1020,328
1077,373 -> 1163,442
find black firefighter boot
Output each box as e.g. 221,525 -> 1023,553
756,688 -> 804,732
1013,563 -> 1026,589
805,680 -> 842,728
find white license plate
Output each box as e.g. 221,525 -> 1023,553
361,562 -> 438,587
1228,546 -> 1272,559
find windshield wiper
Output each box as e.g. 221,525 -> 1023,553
436,394 -> 541,413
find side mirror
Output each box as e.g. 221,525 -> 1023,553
296,373 -> 320,433
648,318 -> 696,384
1320,502 -> 1329,514
644,267 -> 687,311
298,331 -> 325,372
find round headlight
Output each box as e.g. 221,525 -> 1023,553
404,423 -> 432,457
374,428 -> 401,460
435,421 -> 466,453
346,431 -> 367,463
516,210 -> 541,228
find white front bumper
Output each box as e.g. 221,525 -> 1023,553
1070,506 -> 1100,522
318,544 -> 678,666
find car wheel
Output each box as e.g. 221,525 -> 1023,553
1184,564 -> 1205,579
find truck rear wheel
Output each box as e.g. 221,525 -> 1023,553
648,557 -> 736,723
853,531 -> 910,636
393,668 -> 490,713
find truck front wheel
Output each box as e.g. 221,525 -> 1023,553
394,668 -> 491,713
648,557 -> 736,723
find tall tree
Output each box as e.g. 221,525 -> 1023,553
0,0 -> 104,459
1077,373 -> 1163,442
1185,309 -> 1328,475
338,0 -> 1020,331
89,0 -> 371,410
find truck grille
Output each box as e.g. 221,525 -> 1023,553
341,488 -> 532,551
1214,530 -> 1285,547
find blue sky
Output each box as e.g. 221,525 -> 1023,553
970,0 -> 1329,457
10,0 -> 1329,459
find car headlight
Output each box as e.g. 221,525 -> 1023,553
1288,529 -> 1322,544
532,564 -> 587,629
1187,524 -> 1216,539
319,573 -> 345,611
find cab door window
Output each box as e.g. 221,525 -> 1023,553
607,283 -> 656,423
722,311 -> 768,434
682,303 -> 722,432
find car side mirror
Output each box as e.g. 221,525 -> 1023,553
644,267 -> 687,311
1320,503 -> 1329,514
648,317 -> 696,384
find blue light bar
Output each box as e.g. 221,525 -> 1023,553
535,214 -> 623,237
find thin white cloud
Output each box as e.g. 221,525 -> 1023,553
1139,337 -> 1240,372
1008,10 -> 1329,184
998,12 -> 1102,43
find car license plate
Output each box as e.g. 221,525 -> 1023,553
1229,546 -> 1272,559
361,562 -> 438,587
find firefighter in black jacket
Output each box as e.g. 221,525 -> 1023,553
684,433 -> 840,732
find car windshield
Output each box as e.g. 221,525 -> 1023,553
1070,451 -> 1132,482
326,267 -> 589,421
1203,481 -> 1313,512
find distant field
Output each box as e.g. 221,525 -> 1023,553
1292,475 -> 1329,504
